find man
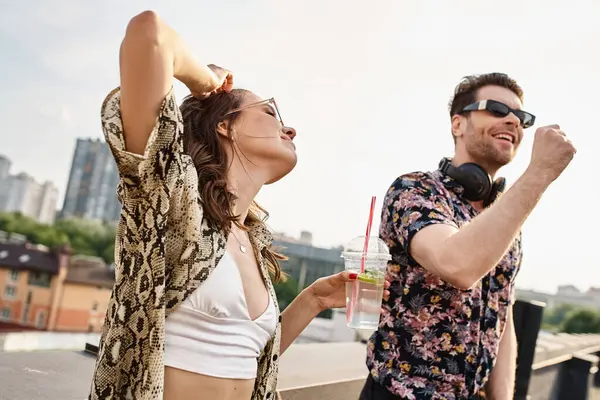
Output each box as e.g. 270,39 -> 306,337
360,73 -> 576,400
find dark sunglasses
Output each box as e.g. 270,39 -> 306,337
460,99 -> 536,129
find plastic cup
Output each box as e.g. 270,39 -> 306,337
342,236 -> 391,330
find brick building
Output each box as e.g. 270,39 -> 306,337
0,241 -> 114,333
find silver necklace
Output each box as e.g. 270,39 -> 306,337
230,228 -> 249,253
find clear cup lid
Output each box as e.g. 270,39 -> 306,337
341,236 -> 391,261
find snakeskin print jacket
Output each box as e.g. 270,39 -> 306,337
88,87 -> 282,400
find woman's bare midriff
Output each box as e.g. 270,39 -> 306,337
164,366 -> 256,400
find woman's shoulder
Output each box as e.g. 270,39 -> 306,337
102,87 -> 182,176
100,86 -> 196,203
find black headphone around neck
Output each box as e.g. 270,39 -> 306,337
438,158 -> 506,207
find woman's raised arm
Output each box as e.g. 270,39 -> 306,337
119,10 -> 230,155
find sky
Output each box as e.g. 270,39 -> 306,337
0,0 -> 598,294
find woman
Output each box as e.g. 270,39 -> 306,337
89,10 -> 389,400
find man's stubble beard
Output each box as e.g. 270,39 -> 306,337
465,131 -> 514,173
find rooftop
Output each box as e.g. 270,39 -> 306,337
0,242 -> 60,274
274,238 -> 343,264
0,350 -> 93,400
0,242 -> 114,288
65,255 -> 114,289
0,342 -> 369,400
1,332 -> 599,400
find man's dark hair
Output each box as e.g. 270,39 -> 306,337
447,73 -> 524,142
448,72 -> 524,117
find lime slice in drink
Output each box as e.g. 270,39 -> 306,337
357,273 -> 377,284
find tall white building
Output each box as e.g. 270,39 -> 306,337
0,155 -> 59,224
38,182 -> 60,224
0,155 -> 11,181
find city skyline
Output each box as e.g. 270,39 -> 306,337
0,154 -> 59,224
0,0 -> 598,294
0,136 -> 122,224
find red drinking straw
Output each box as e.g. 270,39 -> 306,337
361,196 -> 377,273
348,196 -> 377,325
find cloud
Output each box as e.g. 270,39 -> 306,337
36,104 -> 75,128
36,104 -> 72,126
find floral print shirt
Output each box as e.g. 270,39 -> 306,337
366,166 -> 522,399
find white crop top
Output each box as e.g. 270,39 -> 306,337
164,251 -> 277,379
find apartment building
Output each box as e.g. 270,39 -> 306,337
61,138 -> 121,222
0,239 -> 114,333
0,170 -> 59,224
0,154 -> 10,180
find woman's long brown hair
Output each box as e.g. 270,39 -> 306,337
180,90 -> 287,283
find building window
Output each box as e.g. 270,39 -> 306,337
28,272 -> 51,288
22,290 -> 32,324
4,285 -> 16,298
36,311 -> 46,329
9,270 -> 19,282
0,307 -> 10,320
91,301 -> 98,312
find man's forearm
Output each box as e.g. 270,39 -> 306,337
486,311 -> 517,399
440,169 -> 550,287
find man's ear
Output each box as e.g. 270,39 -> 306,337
451,114 -> 465,140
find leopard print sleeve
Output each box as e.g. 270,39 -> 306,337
100,87 -> 187,201
90,87 -> 197,399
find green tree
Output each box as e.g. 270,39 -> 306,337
562,309 -> 600,334
30,226 -> 70,249
0,212 -> 117,265
102,242 -> 116,265
54,217 -> 117,263
274,276 -> 300,311
542,303 -> 577,331
273,276 -> 335,320
0,212 -> 41,237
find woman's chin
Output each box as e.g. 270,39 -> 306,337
265,157 -> 297,185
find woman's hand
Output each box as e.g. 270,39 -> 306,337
306,271 -> 391,312
279,272 -> 391,354
192,64 -> 234,99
